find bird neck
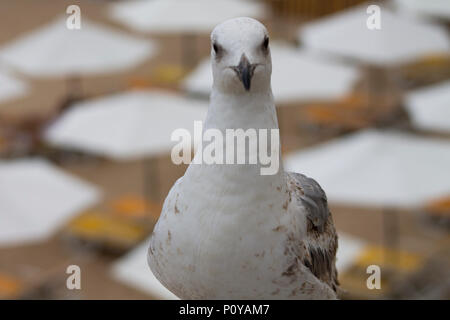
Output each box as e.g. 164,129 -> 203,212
183,87 -> 285,196
205,88 -> 279,131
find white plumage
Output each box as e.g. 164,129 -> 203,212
148,17 -> 338,299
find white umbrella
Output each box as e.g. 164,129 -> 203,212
108,0 -> 264,67
0,68 -> 28,104
299,6 -> 450,66
404,80 -> 450,134
44,90 -> 208,159
285,129 -> 450,252
284,129 -> 450,209
109,0 -> 265,34
111,238 -> 179,299
394,0 -> 450,21
0,158 -> 100,246
336,233 -> 367,273
183,43 -> 360,104
0,17 -> 156,77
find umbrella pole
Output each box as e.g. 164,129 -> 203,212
383,207 -> 399,269
181,33 -> 198,68
364,64 -> 375,112
144,157 -> 160,205
62,75 -> 83,112
66,75 -> 82,99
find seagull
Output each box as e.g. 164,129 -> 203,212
148,17 -> 339,299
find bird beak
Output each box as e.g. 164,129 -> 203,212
233,54 -> 255,91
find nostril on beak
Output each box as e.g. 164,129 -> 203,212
232,54 -> 256,91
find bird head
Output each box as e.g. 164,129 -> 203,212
210,17 -> 272,94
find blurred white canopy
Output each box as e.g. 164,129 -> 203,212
336,233 -> 366,272
111,238 -> 179,300
0,17 -> 156,77
299,6 -> 450,66
183,43 -> 360,104
394,0 -> 450,21
109,0 -> 265,33
405,80 -> 450,134
0,68 -> 28,104
285,130 -> 450,208
44,90 -> 208,160
0,159 -> 100,246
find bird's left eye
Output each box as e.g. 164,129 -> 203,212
262,36 -> 269,51
213,42 -> 221,54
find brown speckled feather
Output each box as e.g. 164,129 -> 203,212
287,172 -> 339,293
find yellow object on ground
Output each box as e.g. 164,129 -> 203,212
153,64 -> 188,84
339,244 -> 424,299
0,273 -> 22,299
110,194 -> 162,220
425,196 -> 450,217
66,211 -> 150,250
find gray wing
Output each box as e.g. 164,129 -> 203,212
287,172 -> 329,232
287,172 -> 339,293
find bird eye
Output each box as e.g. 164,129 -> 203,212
262,36 -> 269,51
213,43 -> 220,54
212,42 -> 224,60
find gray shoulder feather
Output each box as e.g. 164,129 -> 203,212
287,172 -> 329,232
287,172 -> 339,293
